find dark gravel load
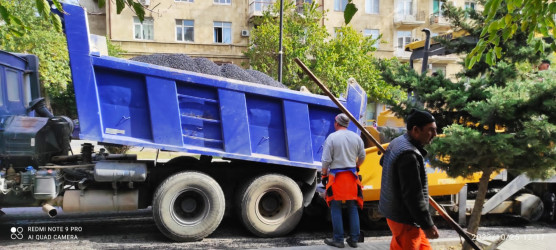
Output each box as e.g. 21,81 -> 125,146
129,53 -> 288,89
130,53 -> 200,73
193,58 -> 222,77
220,64 -> 258,83
245,69 -> 287,89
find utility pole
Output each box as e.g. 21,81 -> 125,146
421,28 -> 431,75
278,0 -> 284,83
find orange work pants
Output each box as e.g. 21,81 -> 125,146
386,219 -> 432,250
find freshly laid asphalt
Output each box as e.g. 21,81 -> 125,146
267,233 -> 556,250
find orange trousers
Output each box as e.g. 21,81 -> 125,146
386,219 -> 432,250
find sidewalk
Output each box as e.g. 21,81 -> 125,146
267,233 -> 556,250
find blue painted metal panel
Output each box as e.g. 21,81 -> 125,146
56,4 -> 103,141
58,3 -> 368,169
308,107 -> 337,162
0,51 -> 26,70
145,76 -> 183,146
219,89 -> 251,155
345,82 -> 366,134
96,67 -> 153,141
283,101 -> 313,163
177,81 -> 223,150
247,95 -> 286,158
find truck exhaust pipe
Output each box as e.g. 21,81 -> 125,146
28,98 -> 54,118
42,203 -> 57,217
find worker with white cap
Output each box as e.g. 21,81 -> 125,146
321,113 -> 366,248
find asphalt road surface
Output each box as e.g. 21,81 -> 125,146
1,207 -> 555,249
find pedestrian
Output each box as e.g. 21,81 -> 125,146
538,59 -> 550,71
379,109 -> 440,250
321,113 -> 366,248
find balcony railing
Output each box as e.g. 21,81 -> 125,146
429,13 -> 451,30
394,11 -> 426,28
394,49 -> 412,60
249,0 -> 275,19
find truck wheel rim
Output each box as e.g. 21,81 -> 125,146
255,188 -> 291,225
170,188 -> 210,226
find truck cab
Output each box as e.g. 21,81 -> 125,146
0,51 -> 41,117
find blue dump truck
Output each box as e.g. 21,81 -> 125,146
0,3 -> 366,241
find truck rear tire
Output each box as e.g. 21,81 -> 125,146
153,171 -> 225,241
236,174 -> 303,237
543,192 -> 555,222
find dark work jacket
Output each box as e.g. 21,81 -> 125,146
378,133 -> 434,229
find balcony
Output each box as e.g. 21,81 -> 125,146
249,0 -> 275,20
394,49 -> 412,61
394,11 -> 426,29
427,54 -> 460,64
429,13 -> 451,30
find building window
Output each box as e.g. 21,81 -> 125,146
175,0 -> 193,2
396,30 -> 412,50
176,20 -> 194,42
296,0 -> 313,12
397,0 -> 413,15
433,0 -> 444,17
464,1 -> 475,10
133,17 -> 154,40
365,0 -> 379,14
364,29 -> 380,48
214,0 -> 231,4
430,63 -> 446,75
255,0 -> 274,11
334,0 -> 348,12
214,21 -> 232,44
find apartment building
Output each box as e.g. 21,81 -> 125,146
324,0 -> 477,78
83,0 -> 251,65
80,0 -> 476,121
323,0 -> 475,121
81,0 -> 475,70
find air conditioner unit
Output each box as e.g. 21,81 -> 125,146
241,30 -> 250,37
139,0 -> 150,6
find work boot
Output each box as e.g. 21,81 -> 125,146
346,239 -> 357,248
324,238 -> 345,248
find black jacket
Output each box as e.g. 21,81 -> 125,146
378,134 -> 434,229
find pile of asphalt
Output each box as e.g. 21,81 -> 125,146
130,53 -> 287,89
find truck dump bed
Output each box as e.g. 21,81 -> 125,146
61,4 -> 366,169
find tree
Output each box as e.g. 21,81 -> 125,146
244,1 -> 327,90
468,0 -> 556,67
244,0 -> 405,103
312,26 -> 404,101
380,2 -> 556,248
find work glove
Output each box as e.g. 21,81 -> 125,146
321,174 -> 329,186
